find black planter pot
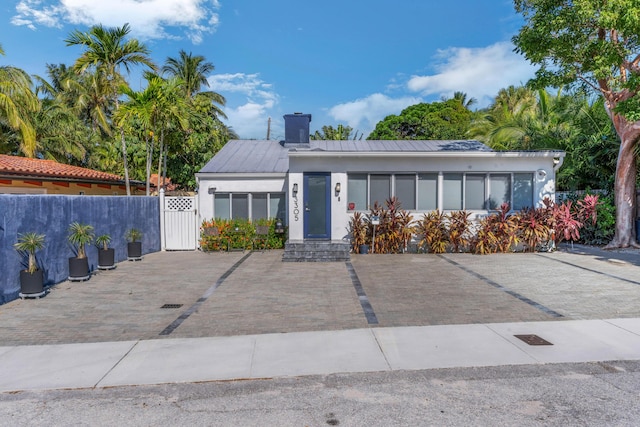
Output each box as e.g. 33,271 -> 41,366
19,269 -> 44,296
127,242 -> 142,260
98,248 -> 116,270
68,256 -> 90,281
359,244 -> 370,254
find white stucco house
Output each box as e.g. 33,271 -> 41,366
196,113 -> 564,258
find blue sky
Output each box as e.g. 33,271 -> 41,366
0,0 -> 536,140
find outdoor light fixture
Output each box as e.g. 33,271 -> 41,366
536,169 -> 547,180
292,183 -> 298,195
208,187 -> 216,194
335,182 -> 341,195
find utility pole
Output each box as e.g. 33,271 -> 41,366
266,117 -> 271,140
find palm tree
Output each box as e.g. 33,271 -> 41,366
117,80 -> 158,195
0,44 -> 39,157
162,50 -> 213,98
469,86 -> 548,150
117,76 -> 194,194
161,50 -> 226,119
311,124 -> 363,140
446,91 -> 477,109
65,23 -> 155,195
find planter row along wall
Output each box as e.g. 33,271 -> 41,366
0,195 -> 160,304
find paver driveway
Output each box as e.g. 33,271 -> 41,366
1,245 -> 640,346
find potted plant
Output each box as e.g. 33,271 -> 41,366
126,228 -> 143,260
95,234 -> 115,270
14,232 -> 46,297
68,222 -> 94,281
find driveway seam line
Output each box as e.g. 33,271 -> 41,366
94,340 -> 140,389
536,253 -> 640,286
438,255 -> 564,318
369,329 -> 393,370
345,261 -> 379,325
158,252 -> 253,336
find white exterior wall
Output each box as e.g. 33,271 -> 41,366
196,152 -> 562,243
288,172 -> 303,240
288,154 -> 561,241
196,174 -> 286,223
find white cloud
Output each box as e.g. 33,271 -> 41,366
328,93 -> 423,136
11,0 -> 220,43
209,73 -> 279,139
407,42 -> 536,107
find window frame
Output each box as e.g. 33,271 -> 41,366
346,172 -> 534,212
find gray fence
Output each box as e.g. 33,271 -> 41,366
1,195 -> 160,304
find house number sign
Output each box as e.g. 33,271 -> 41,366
293,195 -> 300,221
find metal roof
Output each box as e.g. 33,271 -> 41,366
198,139 -> 498,174
199,140 -> 290,174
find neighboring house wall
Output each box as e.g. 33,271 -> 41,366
1,195 -> 160,304
0,180 -> 133,195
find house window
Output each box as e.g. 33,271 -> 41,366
417,174 -> 437,211
513,173 -> 534,210
347,174 -> 368,211
252,194 -> 268,220
488,174 -> 511,210
395,174 -> 416,210
232,194 -> 249,219
214,192 -> 286,220
370,174 -> 391,207
443,173 -> 463,210
270,193 -> 287,220
465,174 -> 485,210
214,194 -> 230,219
346,172 -> 534,212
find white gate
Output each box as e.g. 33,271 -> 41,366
161,191 -> 198,250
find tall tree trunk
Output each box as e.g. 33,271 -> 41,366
119,127 -> 131,196
605,113 -> 640,248
113,96 -> 131,196
145,134 -> 154,196
156,132 -> 164,193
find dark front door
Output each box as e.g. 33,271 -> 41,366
304,173 -> 331,239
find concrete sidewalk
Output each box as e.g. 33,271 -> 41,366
2,317 -> 640,393
3,244 -> 640,393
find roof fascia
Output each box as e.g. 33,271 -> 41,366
195,172 -> 288,179
287,150 -> 566,159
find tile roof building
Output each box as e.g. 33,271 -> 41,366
0,155 -> 145,195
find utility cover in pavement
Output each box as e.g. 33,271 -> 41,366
514,334 -> 553,346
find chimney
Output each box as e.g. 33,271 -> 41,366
283,113 -> 312,145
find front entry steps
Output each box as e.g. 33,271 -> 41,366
282,240 -> 351,262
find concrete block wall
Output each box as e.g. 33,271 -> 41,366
0,195 -> 160,304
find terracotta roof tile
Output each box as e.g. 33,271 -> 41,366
0,155 -> 125,183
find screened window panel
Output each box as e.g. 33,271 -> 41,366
370,175 -> 391,207
270,193 -> 286,219
488,174 -> 511,210
252,194 -> 268,220
465,174 -> 486,210
231,194 -> 249,219
443,174 -> 463,210
395,174 -> 416,210
347,174 -> 368,211
513,173 -> 534,210
214,193 -> 230,220
417,174 -> 438,211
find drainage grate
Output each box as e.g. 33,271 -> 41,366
161,304 -> 183,309
514,334 -> 553,346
